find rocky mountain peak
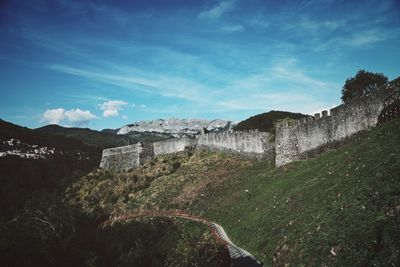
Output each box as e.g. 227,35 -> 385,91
117,118 -> 235,137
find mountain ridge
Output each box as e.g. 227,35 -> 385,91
117,118 -> 236,137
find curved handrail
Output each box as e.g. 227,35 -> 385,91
102,210 -> 263,266
383,89 -> 400,107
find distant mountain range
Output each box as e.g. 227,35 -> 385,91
0,119 -> 99,153
117,118 -> 236,137
35,124 -> 132,148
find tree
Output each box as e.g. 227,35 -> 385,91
341,70 -> 388,103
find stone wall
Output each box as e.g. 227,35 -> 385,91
153,137 -> 196,156
99,142 -> 153,172
100,85 -> 398,171
197,130 -> 274,159
275,86 -> 397,166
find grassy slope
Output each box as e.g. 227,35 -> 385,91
70,118 -> 400,266
198,118 -> 400,266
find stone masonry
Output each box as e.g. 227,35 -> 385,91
99,142 -> 154,172
100,85 -> 398,171
275,85 -> 397,166
153,137 -> 196,156
197,130 -> 274,160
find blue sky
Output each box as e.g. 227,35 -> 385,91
1,0 -> 399,130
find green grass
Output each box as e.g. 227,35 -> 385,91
194,118 -> 400,266
69,118 -> 400,266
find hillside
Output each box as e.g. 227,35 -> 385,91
1,119 -> 98,152
35,124 -> 132,148
234,110 -> 307,132
63,118 -> 400,266
36,124 -> 172,148
0,119 -> 101,218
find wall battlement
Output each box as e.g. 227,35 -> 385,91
100,85 -> 399,171
275,86 -> 397,166
100,131 -> 274,171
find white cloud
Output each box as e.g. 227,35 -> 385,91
41,108 -> 65,124
102,109 -> 119,118
99,100 -> 128,117
41,108 -> 97,126
65,109 -> 97,122
198,0 -> 236,19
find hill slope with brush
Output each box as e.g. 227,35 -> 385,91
66,118 -> 400,266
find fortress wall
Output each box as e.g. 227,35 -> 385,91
197,130 -> 274,159
153,137 -> 196,156
99,85 -> 398,171
275,87 -> 396,166
99,144 -> 141,172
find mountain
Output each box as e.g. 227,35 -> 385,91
0,119 -> 101,217
234,110 -> 307,132
0,119 -> 99,152
101,128 -> 119,134
117,118 -> 235,137
35,124 -> 132,148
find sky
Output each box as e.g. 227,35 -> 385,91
0,0 -> 399,130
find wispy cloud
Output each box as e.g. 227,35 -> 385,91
216,92 -> 323,113
48,64 -> 207,102
198,0 -> 236,19
345,29 -> 398,46
212,59 -> 340,114
41,108 -> 97,126
270,60 -> 337,89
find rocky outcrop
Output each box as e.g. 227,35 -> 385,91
117,118 -> 235,137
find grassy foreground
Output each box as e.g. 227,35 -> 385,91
70,118 -> 400,266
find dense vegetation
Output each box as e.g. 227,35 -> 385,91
35,124 -> 171,149
233,110 -> 306,132
0,120 -> 101,217
0,119 -> 100,152
341,70 -> 388,103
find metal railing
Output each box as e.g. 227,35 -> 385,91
102,210 -> 263,266
383,90 -> 400,107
